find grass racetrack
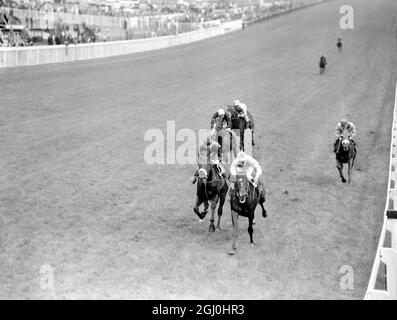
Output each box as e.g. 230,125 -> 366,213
1,0 -> 397,299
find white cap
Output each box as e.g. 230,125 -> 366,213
218,108 -> 225,115
234,100 -> 240,106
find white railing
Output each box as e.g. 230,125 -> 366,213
365,82 -> 397,300
0,20 -> 242,68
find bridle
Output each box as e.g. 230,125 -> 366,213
198,165 -> 225,200
235,176 -> 256,203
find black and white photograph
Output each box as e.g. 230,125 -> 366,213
0,0 -> 396,303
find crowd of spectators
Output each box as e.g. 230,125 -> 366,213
0,0 -> 316,47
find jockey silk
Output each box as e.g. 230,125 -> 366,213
230,152 -> 262,180
335,121 -> 356,137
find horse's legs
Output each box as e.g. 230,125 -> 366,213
251,129 -> 255,146
203,201 -> 209,216
216,188 -> 226,230
248,215 -> 254,245
209,196 -> 218,232
193,198 -> 205,220
218,136 -> 222,160
337,161 -> 346,183
239,129 -> 244,151
348,159 -> 354,184
259,190 -> 267,218
229,209 -> 239,255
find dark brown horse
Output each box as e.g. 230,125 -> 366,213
226,105 -> 255,151
335,137 -> 357,183
193,142 -> 230,232
319,58 -> 327,74
229,175 -> 266,255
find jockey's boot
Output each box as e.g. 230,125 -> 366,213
191,171 -> 198,184
217,164 -> 227,179
256,179 -> 265,192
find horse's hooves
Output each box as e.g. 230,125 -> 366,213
342,179 -> 346,183
251,242 -> 255,247
209,225 -> 215,232
199,219 -> 204,223
228,249 -> 236,256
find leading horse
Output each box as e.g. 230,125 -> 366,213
229,175 -> 266,255
226,105 -> 255,151
335,136 -> 356,183
193,141 -> 230,232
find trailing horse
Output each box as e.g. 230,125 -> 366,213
319,60 -> 327,74
335,137 -> 357,183
229,175 -> 266,255
210,116 -> 240,163
226,105 -> 255,151
193,142 -> 230,232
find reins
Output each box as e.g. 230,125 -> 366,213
199,166 -> 226,200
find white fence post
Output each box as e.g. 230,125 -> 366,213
365,82 -> 397,300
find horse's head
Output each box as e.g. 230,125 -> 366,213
227,105 -> 238,119
341,138 -> 350,151
197,166 -> 210,181
235,176 -> 250,203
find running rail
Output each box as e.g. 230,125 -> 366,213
365,82 -> 397,300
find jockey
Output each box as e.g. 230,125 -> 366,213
234,100 -> 250,124
229,151 -> 263,190
191,137 -> 228,184
334,118 -> 357,152
320,55 -> 327,65
210,108 -> 231,130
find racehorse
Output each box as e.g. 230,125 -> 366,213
229,175 -> 266,255
193,141 -> 230,232
210,116 -> 240,163
226,105 -> 255,151
337,38 -> 342,52
319,59 -> 327,74
335,136 -> 356,183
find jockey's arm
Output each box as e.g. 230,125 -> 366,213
349,131 -> 356,138
230,161 -> 238,179
348,123 -> 357,138
335,125 -> 343,137
240,103 -> 248,115
253,162 -> 262,180
247,156 -> 262,180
